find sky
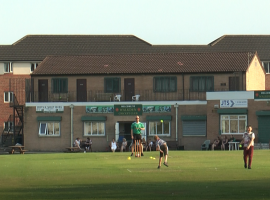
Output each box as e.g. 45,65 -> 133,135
1,0 -> 270,45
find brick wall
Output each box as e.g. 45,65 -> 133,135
0,75 -> 30,132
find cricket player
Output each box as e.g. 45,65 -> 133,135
154,135 -> 168,169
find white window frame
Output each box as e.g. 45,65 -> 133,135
4,121 -> 14,132
4,92 -> 13,103
84,121 -> 105,136
39,121 -> 60,136
263,61 -> 270,74
220,114 -> 247,135
4,62 -> 12,73
148,121 -> 170,136
31,63 -> 39,72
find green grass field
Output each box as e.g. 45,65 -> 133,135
1,150 -> 270,200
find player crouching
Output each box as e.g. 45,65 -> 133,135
154,135 -> 168,169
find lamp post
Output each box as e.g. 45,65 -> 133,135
174,103 -> 179,141
70,104 -> 74,147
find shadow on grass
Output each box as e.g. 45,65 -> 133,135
1,179 -> 270,200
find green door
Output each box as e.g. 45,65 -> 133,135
257,116 -> 270,143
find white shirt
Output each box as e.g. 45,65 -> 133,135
243,132 -> 255,147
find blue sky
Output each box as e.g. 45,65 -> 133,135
1,0 -> 270,45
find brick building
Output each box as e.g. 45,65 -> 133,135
23,51 -> 267,151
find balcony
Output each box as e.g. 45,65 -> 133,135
25,89 -> 229,103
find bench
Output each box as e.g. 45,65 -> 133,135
166,141 -> 179,150
66,147 -> 82,152
95,93 -> 113,102
20,150 -> 28,154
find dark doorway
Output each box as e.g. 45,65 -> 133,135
124,78 -> 134,101
229,77 -> 240,91
77,79 -> 87,102
38,79 -> 48,102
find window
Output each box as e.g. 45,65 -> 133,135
31,63 -> 39,72
182,121 -> 206,136
104,78 -> 120,93
220,115 -> 247,134
84,122 -> 105,136
154,77 -> 177,92
4,62 -> 12,73
4,92 -> 13,103
190,76 -> 214,91
149,121 -> 170,136
52,78 -> 68,93
39,122 -> 60,136
263,61 -> 270,73
4,122 -> 14,132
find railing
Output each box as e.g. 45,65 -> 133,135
2,94 -> 24,146
25,89 -> 230,103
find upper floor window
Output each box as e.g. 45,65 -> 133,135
4,62 -> 12,73
154,77 -> 177,92
51,78 -> 68,93
31,63 -> 39,72
190,76 -> 214,91
263,61 -> 270,73
4,92 -> 13,103
39,122 -> 60,136
104,78 -> 121,93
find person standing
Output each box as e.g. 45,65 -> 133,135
130,116 -> 145,156
154,135 -> 168,169
240,125 -> 255,169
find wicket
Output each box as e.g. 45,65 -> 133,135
134,140 -> 141,157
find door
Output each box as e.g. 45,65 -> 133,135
77,79 -> 87,102
229,77 -> 239,91
258,116 -> 270,143
141,122 -> 147,141
124,78 -> 134,101
38,79 -> 48,102
115,122 -> 120,142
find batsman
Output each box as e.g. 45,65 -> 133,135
130,115 -> 145,156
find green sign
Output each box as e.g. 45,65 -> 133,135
114,104 -> 142,116
254,91 -> 270,99
86,106 -> 114,113
142,105 -> 171,113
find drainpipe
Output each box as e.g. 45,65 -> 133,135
70,104 -> 74,147
174,103 -> 179,141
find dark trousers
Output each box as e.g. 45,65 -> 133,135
243,146 -> 254,167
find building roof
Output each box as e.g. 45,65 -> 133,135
1,34 -> 269,61
0,35 -> 154,61
208,35 -> 270,61
32,52 -> 256,76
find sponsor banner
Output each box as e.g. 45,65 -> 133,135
36,106 -> 64,113
142,105 -> 171,113
86,106 -> 114,113
220,100 -> 248,108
